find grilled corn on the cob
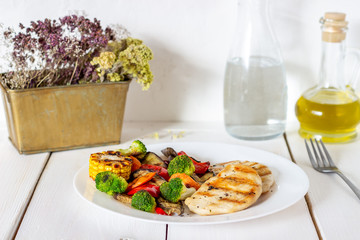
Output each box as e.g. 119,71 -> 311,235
89,151 -> 132,180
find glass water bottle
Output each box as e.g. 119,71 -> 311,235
223,0 -> 287,140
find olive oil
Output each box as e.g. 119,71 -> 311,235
295,13 -> 360,143
295,89 -> 360,142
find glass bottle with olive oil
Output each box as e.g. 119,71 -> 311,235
295,12 -> 360,143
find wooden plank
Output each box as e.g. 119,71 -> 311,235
0,128 -> 49,240
286,125 -> 360,240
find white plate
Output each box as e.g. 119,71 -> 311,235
73,142 -> 309,225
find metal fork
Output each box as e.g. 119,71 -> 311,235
305,138 -> 360,200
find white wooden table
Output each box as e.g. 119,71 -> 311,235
1,121 -> 359,240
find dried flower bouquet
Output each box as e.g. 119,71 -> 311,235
0,15 -> 153,90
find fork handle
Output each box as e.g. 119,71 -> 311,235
336,171 -> 360,200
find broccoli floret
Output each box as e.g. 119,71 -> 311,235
117,140 -> 147,159
160,178 -> 196,203
131,190 -> 156,212
95,171 -> 128,195
167,155 -> 195,176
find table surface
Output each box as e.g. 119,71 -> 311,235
1,121 -> 359,240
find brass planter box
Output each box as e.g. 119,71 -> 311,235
1,81 -> 130,154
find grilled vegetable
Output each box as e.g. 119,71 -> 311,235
89,151 -> 132,180
190,173 -> 202,183
167,155 -> 195,176
157,197 -> 183,215
178,151 -> 210,174
155,207 -> 169,215
116,140 -> 147,159
129,156 -> 141,172
132,169 -> 167,186
161,147 -> 178,160
199,172 -> 214,183
95,171 -> 128,195
149,174 -> 168,187
160,178 -> 196,203
142,152 -> 167,168
132,169 -> 156,178
127,183 -> 160,198
131,190 -> 157,213
127,172 -> 156,191
169,173 -> 201,190
113,193 -> 132,205
140,164 -> 170,181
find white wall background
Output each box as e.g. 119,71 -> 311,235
1,0 -> 360,130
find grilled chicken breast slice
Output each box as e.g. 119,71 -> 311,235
185,163 -> 262,216
239,161 -> 274,193
209,160 -> 274,193
208,160 -> 241,175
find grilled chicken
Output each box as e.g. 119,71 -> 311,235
209,160 -> 274,193
239,161 -> 274,193
185,163 -> 262,216
208,160 -> 241,175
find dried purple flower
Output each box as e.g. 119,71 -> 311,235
1,15 -> 117,89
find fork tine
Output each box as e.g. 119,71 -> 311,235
309,138 -> 322,167
319,139 -> 336,167
314,139 -> 329,167
305,139 -> 318,169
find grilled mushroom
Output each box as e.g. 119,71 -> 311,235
199,172 -> 214,182
113,193 -> 132,205
157,197 -> 183,215
161,147 -> 178,161
191,173 -> 202,184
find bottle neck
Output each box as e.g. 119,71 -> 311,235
318,40 -> 346,89
230,0 -> 281,61
237,0 -> 269,15
235,0 -> 271,37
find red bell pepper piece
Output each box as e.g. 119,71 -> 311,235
140,164 -> 170,181
178,151 -> 210,175
155,207 -> 169,215
126,183 -> 160,198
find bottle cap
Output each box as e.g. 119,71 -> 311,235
320,12 -> 348,43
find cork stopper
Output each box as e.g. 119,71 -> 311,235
320,12 -> 348,43
324,12 -> 346,22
